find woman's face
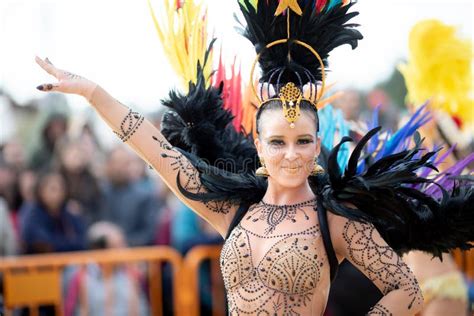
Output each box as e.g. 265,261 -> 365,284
254,109 -> 320,188
60,142 -> 86,173
39,174 -> 66,214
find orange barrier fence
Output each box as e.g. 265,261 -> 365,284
1,245 -> 473,316
452,248 -> 474,280
181,245 -> 226,316
0,246 -> 187,316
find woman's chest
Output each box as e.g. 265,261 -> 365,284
220,213 -> 329,296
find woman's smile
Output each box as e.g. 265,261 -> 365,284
282,165 -> 302,173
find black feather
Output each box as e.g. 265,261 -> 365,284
318,131 -> 474,258
237,0 -> 363,84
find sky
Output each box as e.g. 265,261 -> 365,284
0,0 -> 472,111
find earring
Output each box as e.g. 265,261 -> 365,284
256,157 -> 269,177
311,158 -> 325,176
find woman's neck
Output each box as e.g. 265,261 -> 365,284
262,179 -> 315,205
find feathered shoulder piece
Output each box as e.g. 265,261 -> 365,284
160,59 -> 267,206
237,0 -> 363,84
161,58 -> 259,171
316,105 -> 474,257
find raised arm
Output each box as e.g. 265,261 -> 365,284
330,214 -> 424,315
35,57 -> 238,237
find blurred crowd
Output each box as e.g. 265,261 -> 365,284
0,92 -> 223,315
0,92 -> 225,256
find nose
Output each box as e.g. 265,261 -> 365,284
284,144 -> 300,161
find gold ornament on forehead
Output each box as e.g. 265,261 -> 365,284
250,3 -> 326,129
279,82 -> 302,128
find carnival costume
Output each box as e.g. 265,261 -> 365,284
155,0 -> 473,271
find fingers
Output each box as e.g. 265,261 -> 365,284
36,83 -> 59,92
35,56 -> 58,77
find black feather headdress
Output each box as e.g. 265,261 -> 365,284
237,0 -> 363,85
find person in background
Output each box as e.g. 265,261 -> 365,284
0,197 -> 17,316
21,169 -> 86,254
99,146 -> 159,247
2,139 -> 27,171
0,159 -> 23,240
28,111 -> 68,172
63,221 -> 150,316
128,153 -> 155,193
17,168 -> 37,237
57,139 -> 102,227
0,197 -> 18,256
171,203 -> 223,315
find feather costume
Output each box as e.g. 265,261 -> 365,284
158,0 -> 473,261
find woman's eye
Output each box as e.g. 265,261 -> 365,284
269,140 -> 284,146
298,139 -> 313,144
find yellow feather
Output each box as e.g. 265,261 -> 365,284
399,19 -> 473,133
147,0 -> 213,90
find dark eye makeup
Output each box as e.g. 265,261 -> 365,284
267,138 -> 314,146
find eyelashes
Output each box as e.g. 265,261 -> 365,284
298,139 -> 314,145
269,140 -> 285,146
268,139 -> 314,146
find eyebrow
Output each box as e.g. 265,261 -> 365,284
266,134 -> 315,139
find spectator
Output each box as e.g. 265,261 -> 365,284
28,111 -> 68,172
77,122 -> 105,179
0,197 -> 18,256
63,222 -> 149,316
154,185 -> 178,246
57,139 -> 102,227
99,146 -> 159,247
171,203 -> 223,315
0,161 -> 17,211
21,170 -> 86,254
2,139 -> 26,171
17,169 -> 37,235
128,153 -> 155,193
0,160 -> 22,239
171,203 -> 222,254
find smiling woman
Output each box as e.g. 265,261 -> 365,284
255,107 -> 320,190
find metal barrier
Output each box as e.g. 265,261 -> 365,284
1,245 -> 473,316
452,248 -> 474,280
0,246 -> 184,316
182,245 -> 225,316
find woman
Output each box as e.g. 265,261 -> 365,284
57,139 -> 102,227
22,170 -> 86,254
34,1 -> 474,314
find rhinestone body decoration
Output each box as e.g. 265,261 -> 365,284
220,199 -> 327,315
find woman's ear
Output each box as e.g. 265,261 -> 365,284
315,136 -> 321,156
254,137 -> 262,156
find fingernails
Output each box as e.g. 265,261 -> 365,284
36,85 -> 44,91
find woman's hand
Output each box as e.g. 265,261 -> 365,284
35,56 -> 97,100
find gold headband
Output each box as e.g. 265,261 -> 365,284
250,39 -> 326,128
